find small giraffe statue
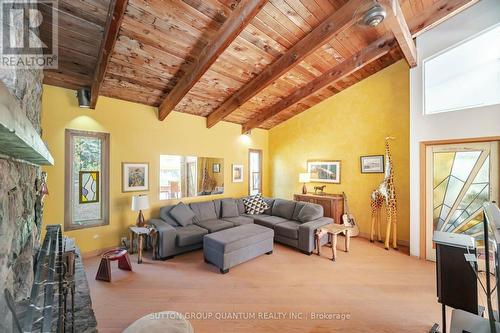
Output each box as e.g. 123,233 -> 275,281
370,136 -> 398,250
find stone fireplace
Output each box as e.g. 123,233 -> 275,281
0,3 -> 45,329
0,74 -> 44,331
0,3 -> 98,330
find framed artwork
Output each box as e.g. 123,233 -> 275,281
360,155 -> 385,173
252,172 -> 261,191
232,164 -> 244,183
122,162 -> 149,192
307,160 -> 341,184
212,163 -> 221,173
79,171 -> 99,204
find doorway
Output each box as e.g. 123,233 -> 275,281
249,149 -> 262,195
425,141 -> 499,261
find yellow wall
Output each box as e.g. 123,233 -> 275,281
268,60 -> 410,242
41,85 -> 269,253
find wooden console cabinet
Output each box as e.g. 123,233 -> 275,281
294,193 -> 344,224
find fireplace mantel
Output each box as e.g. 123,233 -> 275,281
0,82 -> 53,165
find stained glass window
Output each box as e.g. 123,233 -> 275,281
433,150 -> 491,237
65,130 -> 109,230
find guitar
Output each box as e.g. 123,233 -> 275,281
342,192 -> 359,237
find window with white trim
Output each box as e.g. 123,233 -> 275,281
423,24 -> 500,115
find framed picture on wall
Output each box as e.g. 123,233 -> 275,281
212,163 -> 221,173
122,162 -> 149,192
360,155 -> 385,173
232,164 -> 243,183
307,160 -> 341,184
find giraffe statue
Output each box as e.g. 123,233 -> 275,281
370,137 -> 398,250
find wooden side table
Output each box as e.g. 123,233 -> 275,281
314,224 -> 352,262
128,225 -> 158,264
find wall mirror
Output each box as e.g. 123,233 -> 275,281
159,155 -> 224,200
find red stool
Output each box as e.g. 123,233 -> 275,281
95,248 -> 132,282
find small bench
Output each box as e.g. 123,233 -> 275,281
95,248 -> 132,282
203,224 -> 274,274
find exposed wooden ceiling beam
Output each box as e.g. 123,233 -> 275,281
242,0 -> 478,131
90,0 -> 128,109
205,0 -> 364,128
157,0 -> 267,121
242,36 -> 397,133
383,0 -> 417,67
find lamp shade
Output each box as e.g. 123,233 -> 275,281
131,195 -> 150,211
299,173 -> 310,183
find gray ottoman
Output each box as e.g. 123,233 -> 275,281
203,224 -> 274,274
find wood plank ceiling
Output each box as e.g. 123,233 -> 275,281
42,0 -> 477,130
41,0 -> 112,90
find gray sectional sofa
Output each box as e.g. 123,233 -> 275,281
149,197 -> 333,260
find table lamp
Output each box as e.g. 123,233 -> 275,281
131,195 -> 150,227
299,173 -> 310,195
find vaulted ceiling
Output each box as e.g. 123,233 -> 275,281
41,0 -> 478,131
42,0 -> 112,89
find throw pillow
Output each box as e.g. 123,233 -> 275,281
169,202 -> 196,227
221,199 -> 239,218
243,193 -> 269,215
263,198 -> 274,215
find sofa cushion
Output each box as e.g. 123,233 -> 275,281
159,205 -> 180,227
213,199 -> 222,218
222,215 -> 254,226
236,198 -> 246,215
272,199 -> 296,220
274,221 -> 300,239
263,198 -> 274,215
221,199 -> 239,218
292,201 -> 307,221
175,225 -> 208,247
253,215 -> 289,229
195,219 -> 234,233
297,203 -> 324,222
169,203 -> 196,227
243,194 -> 269,215
203,224 -> 274,253
190,201 -> 218,222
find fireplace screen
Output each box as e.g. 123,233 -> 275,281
4,225 -> 76,332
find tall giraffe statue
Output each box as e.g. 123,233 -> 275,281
370,137 -> 398,250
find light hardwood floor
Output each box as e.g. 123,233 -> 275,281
84,237 -> 440,333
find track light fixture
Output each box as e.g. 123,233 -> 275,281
76,88 -> 91,108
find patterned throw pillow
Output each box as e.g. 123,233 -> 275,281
243,194 -> 269,215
